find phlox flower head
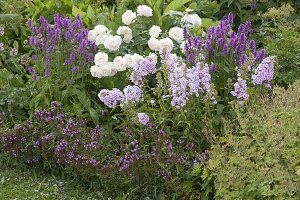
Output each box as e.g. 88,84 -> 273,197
230,78 -> 249,100
252,56 -> 275,87
137,113 -> 150,125
98,88 -> 124,108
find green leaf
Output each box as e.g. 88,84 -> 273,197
88,107 -> 99,124
72,88 -> 91,108
72,6 -> 86,18
87,5 -> 95,20
153,6 -> 162,26
164,0 -> 192,15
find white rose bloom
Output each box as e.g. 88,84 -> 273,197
87,30 -> 97,42
148,38 -> 160,51
180,41 -> 186,53
182,13 -> 202,27
123,54 -> 135,68
95,34 -> 109,46
148,53 -> 158,65
94,25 -> 108,35
168,27 -> 184,42
159,38 -> 174,52
104,35 -> 122,51
94,52 -> 108,66
149,25 -> 161,38
113,56 -> 126,71
100,62 -> 118,77
90,65 -> 102,78
122,10 -> 137,25
137,5 -> 153,17
117,26 -> 132,43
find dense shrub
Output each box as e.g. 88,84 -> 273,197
205,80 -> 300,199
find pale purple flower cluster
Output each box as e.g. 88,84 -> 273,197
130,56 -> 156,86
98,85 -> 143,108
230,78 -> 249,100
137,113 -> 150,125
98,89 -> 124,108
123,85 -> 143,103
166,55 -> 212,108
252,56 -> 275,88
27,14 -> 96,78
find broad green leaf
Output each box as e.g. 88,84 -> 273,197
72,88 -> 91,108
163,0 -> 192,15
72,6 -> 86,18
87,5 -> 95,20
153,6 -> 162,26
88,107 -> 99,124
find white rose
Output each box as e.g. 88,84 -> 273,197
94,25 -> 108,35
137,5 -> 153,17
159,38 -> 174,52
123,54 -> 135,68
90,65 -> 102,78
168,27 -> 184,42
149,25 -> 161,38
95,34 -> 109,46
122,10 -> 137,25
148,53 -> 158,65
104,35 -> 122,51
117,26 -> 132,43
148,38 -> 160,51
113,56 -> 126,71
100,62 -> 118,77
94,52 -> 108,66
182,13 -> 202,27
87,30 -> 97,42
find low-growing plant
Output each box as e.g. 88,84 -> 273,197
205,80 -> 300,199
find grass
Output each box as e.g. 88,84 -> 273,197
0,155 -> 103,200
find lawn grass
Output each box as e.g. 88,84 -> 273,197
0,155 -> 103,200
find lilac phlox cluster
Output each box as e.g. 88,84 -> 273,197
130,56 -> 157,86
186,63 -> 211,95
230,77 -> 249,101
123,85 -> 143,103
98,88 -> 124,108
168,59 -> 212,108
168,64 -> 189,108
137,113 -> 150,125
27,14 -> 96,78
252,56 -> 275,88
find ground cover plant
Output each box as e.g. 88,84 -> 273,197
0,0 -> 299,199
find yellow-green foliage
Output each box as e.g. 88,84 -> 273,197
206,80 -> 300,199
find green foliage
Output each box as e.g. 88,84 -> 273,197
205,80 -> 300,199
264,27 -> 300,88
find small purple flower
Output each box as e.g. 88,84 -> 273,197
137,113 -> 149,125
27,66 -> 35,74
31,55 -> 37,61
71,66 -> 79,73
